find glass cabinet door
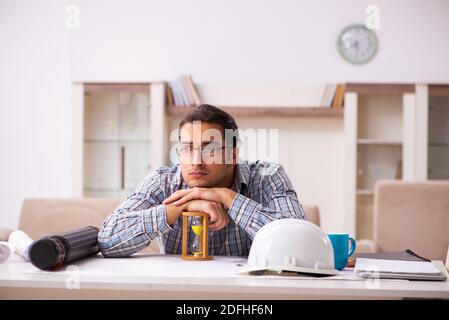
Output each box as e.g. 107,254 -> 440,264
428,94 -> 449,180
83,84 -> 151,198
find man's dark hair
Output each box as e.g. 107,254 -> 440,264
178,104 -> 239,147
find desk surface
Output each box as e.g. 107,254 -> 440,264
1,253 -> 449,299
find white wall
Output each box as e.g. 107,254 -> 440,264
0,0 -> 72,229
1,0 -> 449,232
67,0 -> 449,83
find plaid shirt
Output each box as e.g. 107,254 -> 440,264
98,160 -> 305,257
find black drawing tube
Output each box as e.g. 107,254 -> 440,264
29,226 -> 100,271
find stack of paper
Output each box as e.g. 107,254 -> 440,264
355,258 -> 447,281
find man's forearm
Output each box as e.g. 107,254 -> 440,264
98,204 -> 173,257
227,192 -> 305,240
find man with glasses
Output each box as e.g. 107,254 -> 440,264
98,104 -> 305,257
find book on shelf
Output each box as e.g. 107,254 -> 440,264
168,81 -> 181,106
320,85 -> 330,107
321,83 -> 337,108
186,74 -> 201,105
332,83 -> 345,108
328,84 -> 338,107
165,82 -> 174,106
178,76 -> 191,106
320,83 -> 345,108
181,75 -> 195,106
167,74 -> 202,107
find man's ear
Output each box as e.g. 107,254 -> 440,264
232,147 -> 239,165
224,146 -> 238,165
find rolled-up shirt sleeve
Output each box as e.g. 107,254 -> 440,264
98,172 -> 173,257
227,164 -> 305,240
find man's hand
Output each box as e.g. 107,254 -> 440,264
162,187 -> 238,209
184,200 -> 229,231
165,198 -> 230,231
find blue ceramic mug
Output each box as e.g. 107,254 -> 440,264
328,233 -> 356,271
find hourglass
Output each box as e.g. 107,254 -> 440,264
181,212 -> 212,261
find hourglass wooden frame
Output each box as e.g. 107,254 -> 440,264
181,211 -> 212,261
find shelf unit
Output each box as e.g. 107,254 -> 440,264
344,84 -> 416,239
167,105 -> 343,118
344,83 -> 449,240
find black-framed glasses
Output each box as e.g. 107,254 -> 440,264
176,144 -> 226,158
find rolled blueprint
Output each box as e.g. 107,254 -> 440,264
9,230 -> 34,261
0,241 -> 14,262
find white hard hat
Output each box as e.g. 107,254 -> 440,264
236,219 -> 337,276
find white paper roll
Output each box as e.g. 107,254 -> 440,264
8,230 -> 33,261
0,241 -> 14,262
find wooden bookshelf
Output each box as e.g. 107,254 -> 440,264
429,84 -> 449,96
167,105 -> 343,118
345,83 -> 415,95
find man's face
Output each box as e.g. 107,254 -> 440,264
178,121 -> 237,188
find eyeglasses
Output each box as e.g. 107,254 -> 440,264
176,144 -> 228,162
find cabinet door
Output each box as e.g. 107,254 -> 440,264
123,142 -> 151,192
428,96 -> 449,180
84,142 -> 121,191
428,147 -> 449,179
84,92 -> 119,141
119,90 -> 151,193
119,91 -> 151,141
83,85 -> 152,198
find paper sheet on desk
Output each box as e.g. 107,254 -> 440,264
22,256 -> 364,280
22,254 -> 405,282
23,255 -> 246,278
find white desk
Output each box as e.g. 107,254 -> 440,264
1,253 -> 448,300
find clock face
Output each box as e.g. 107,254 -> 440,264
337,24 -> 378,65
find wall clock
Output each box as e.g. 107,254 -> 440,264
337,24 -> 378,65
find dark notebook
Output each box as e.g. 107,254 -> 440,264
352,249 -> 431,262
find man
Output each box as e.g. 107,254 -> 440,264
98,104 -> 305,257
